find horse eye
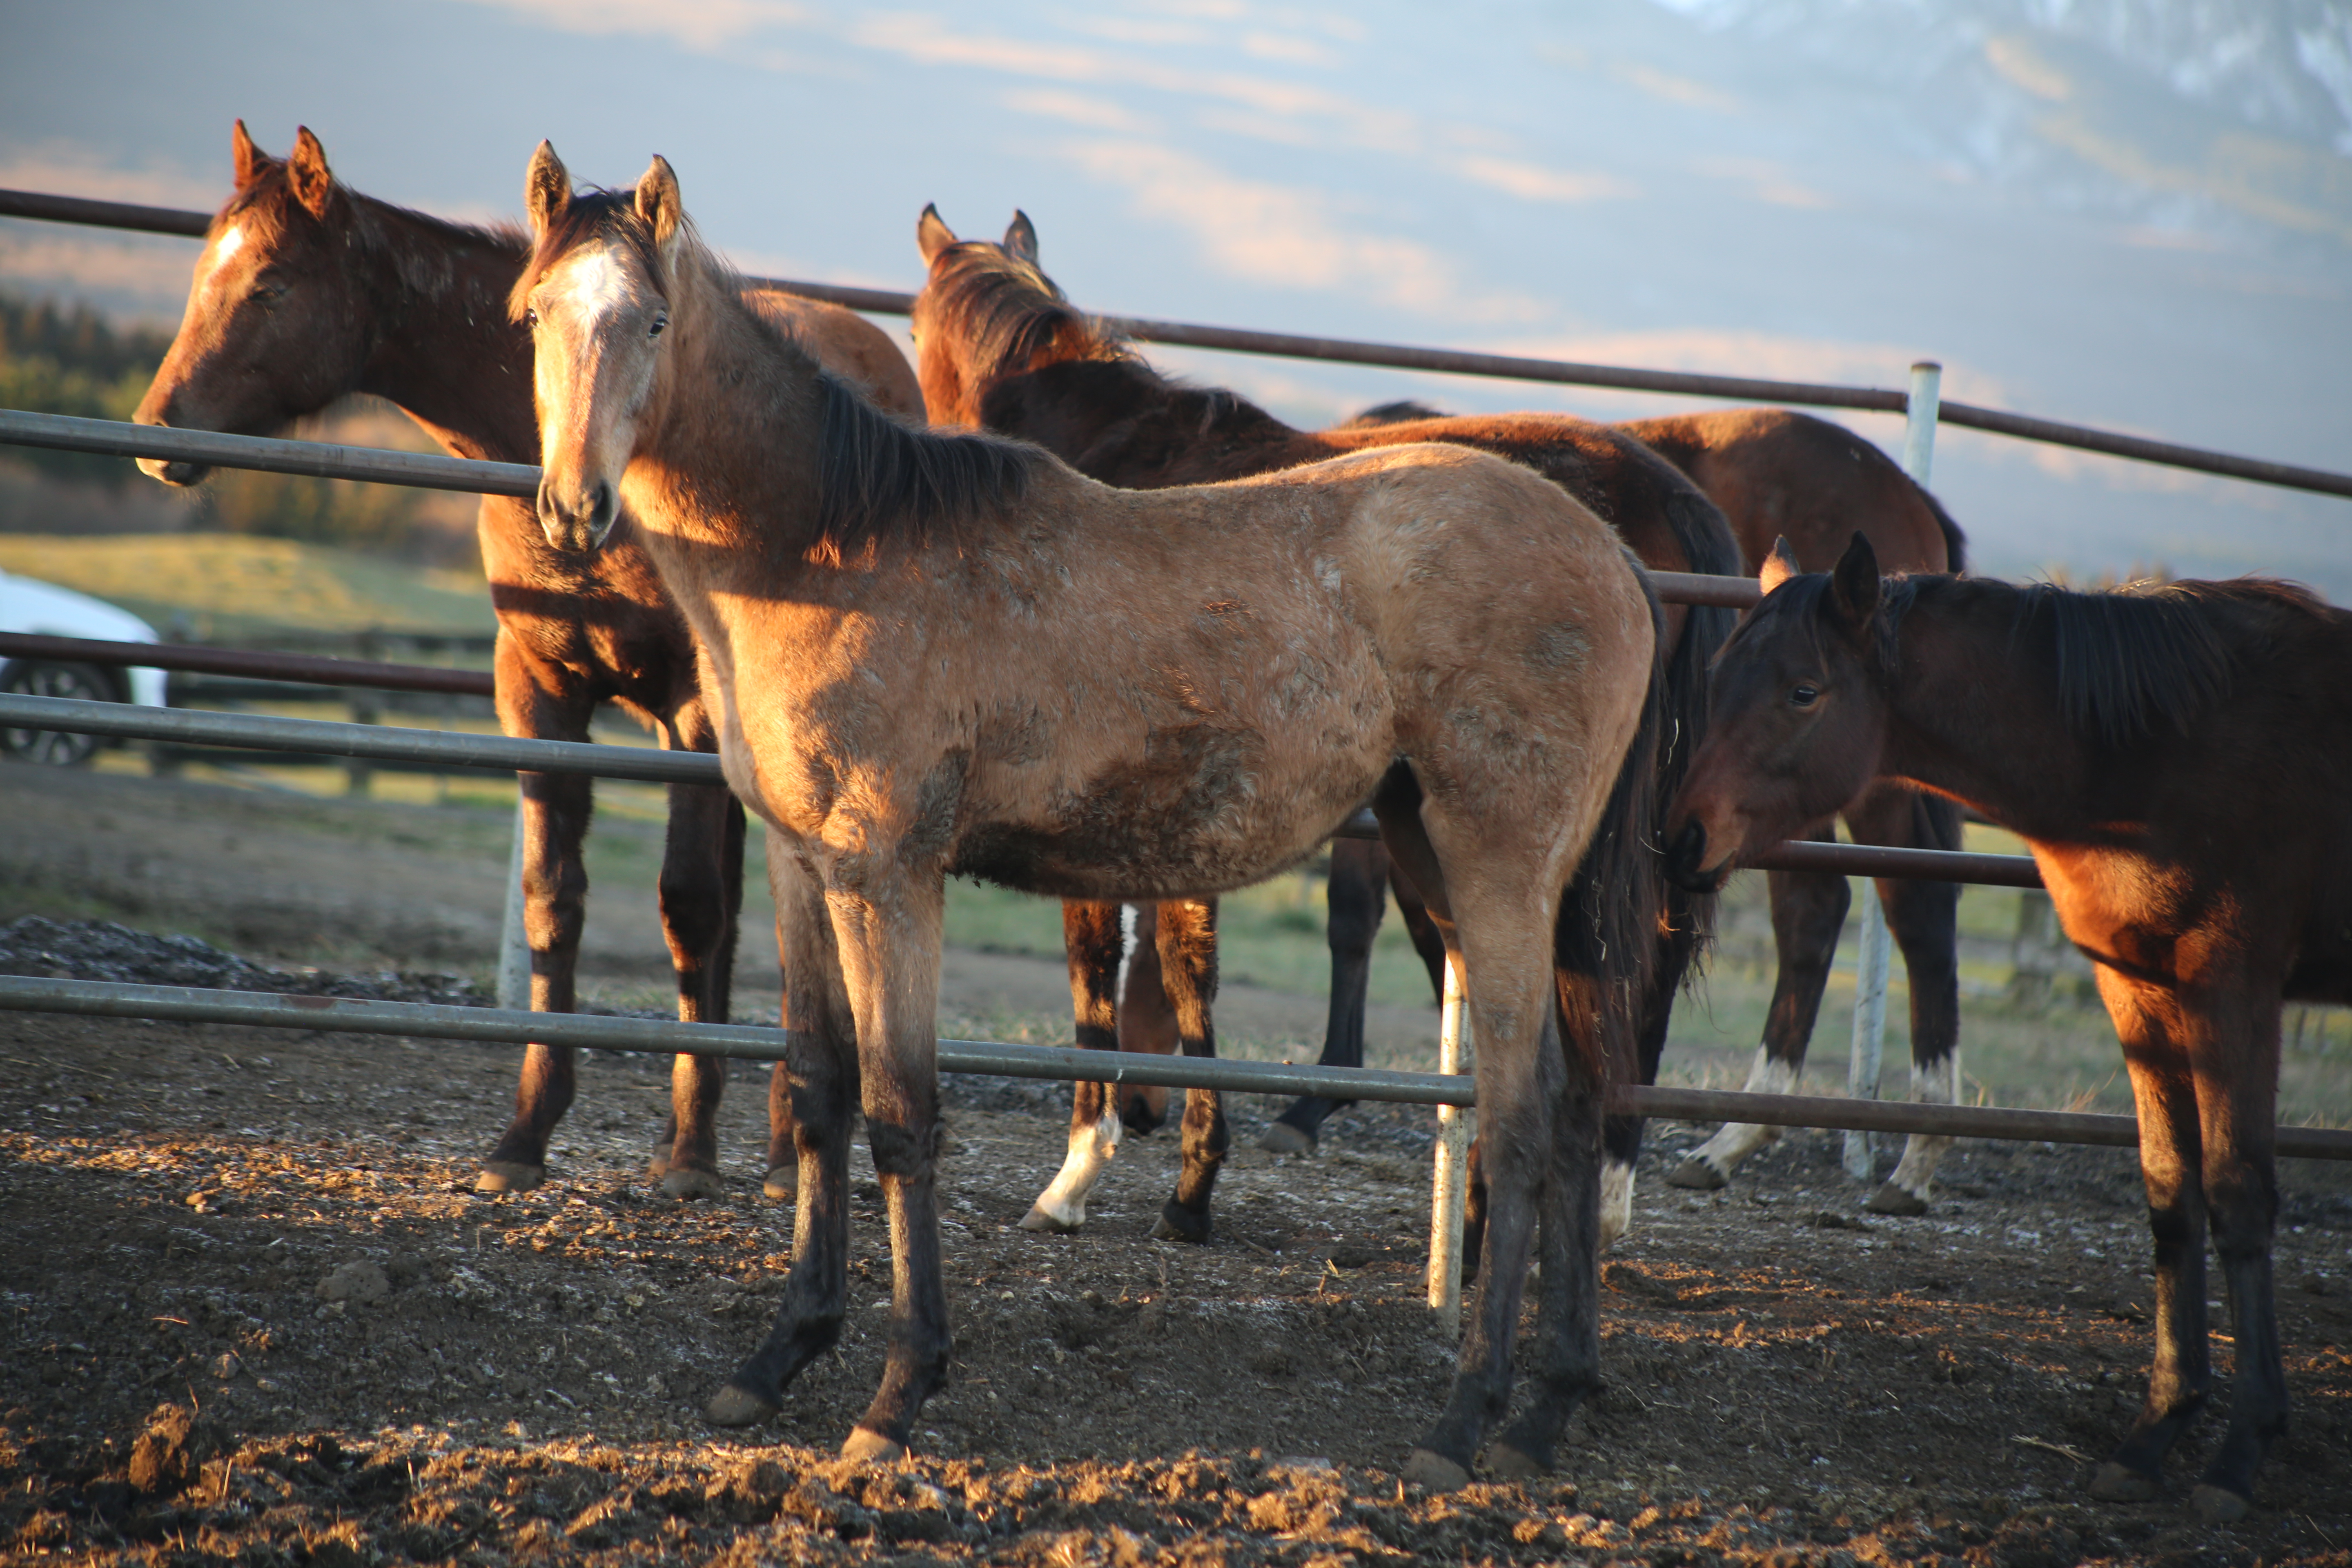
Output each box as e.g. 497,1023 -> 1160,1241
524,307 -> 539,327
648,313 -> 668,339
1789,683 -> 1820,708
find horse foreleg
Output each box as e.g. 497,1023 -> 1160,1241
649,776 -> 743,1200
1116,902 -> 1175,1132
1601,908 -> 1697,1249
1023,900 -> 1126,1233
1667,842 -> 1848,1192
831,865 -> 953,1460
478,639 -> 603,1194
1490,1065 -> 1607,1477
711,840 -> 855,1426
1265,839 -> 1390,1155
2088,969 -> 2213,1506
2186,983 -> 2287,1523
1151,899 -> 1227,1244
1856,789 -> 1964,1216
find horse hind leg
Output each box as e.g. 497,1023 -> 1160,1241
1490,1065 -> 1607,1477
1115,902 -> 1175,1134
1667,846 -> 1848,1192
1861,790 -> 1964,1217
1148,899 -> 1227,1244
1022,900 -> 1126,1234
651,777 -> 744,1200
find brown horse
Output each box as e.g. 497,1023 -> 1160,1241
1664,534 -> 2348,1523
912,207 -> 1739,1249
517,146 -> 1662,1483
131,122 -> 922,1202
909,208 -> 1974,1220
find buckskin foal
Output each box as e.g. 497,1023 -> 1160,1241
517,146 -> 1661,1483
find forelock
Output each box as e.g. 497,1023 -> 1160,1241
508,189 -> 668,322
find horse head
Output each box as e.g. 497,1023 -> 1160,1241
134,121 -> 373,483
1662,532 -> 1892,891
512,143 -> 685,553
908,205 -> 1096,428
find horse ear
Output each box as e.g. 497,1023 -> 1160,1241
525,141 -> 570,240
1757,536 -> 1803,596
287,126 -> 335,219
917,204 -> 958,264
1003,210 -> 1040,266
635,154 -> 683,260
230,120 -> 269,190
1827,532 -> 1883,631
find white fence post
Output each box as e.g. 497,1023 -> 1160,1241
496,791 -> 531,1011
1426,953 -> 1475,1333
1847,360 -> 1942,1181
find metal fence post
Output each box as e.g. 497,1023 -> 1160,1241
1427,954 -> 1474,1332
1848,360 -> 1943,1181
496,792 -> 531,1011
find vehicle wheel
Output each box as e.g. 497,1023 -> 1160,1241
0,660 -> 116,766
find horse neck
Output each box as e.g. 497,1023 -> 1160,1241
630,264 -> 826,580
985,356 -> 1298,484
345,199 -> 537,463
1876,586 -> 2098,840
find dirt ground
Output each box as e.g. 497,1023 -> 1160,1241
3,764 -> 2351,1566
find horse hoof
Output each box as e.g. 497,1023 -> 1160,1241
1864,1181 -> 1929,1217
841,1426 -> 905,1464
474,1162 -> 544,1195
1664,1156 -> 1725,1192
1402,1447 -> 1471,1492
1152,1203 -> 1211,1245
2087,1461 -> 2159,1503
645,1153 -> 670,1181
704,1385 -> 777,1428
2190,1484 -> 2252,1525
1486,1440 -> 1549,1481
661,1167 -> 726,1201
1258,1123 -> 1316,1156
761,1167 -> 797,1203
1018,1207 -> 1079,1234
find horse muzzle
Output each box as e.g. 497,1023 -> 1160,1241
1662,817 -> 1734,894
136,455 -> 211,487
537,477 -> 617,553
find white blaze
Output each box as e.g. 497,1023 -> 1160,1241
201,225 -> 245,279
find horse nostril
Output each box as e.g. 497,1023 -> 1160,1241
1664,818 -> 1706,882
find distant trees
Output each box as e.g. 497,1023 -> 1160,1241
0,291 -> 477,567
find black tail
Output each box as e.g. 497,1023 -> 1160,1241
1552,566 -> 1673,1096
1918,481 -> 1968,575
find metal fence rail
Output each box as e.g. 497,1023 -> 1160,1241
7,975 -> 2347,1158
0,690 -> 2042,886
7,185 -> 2348,501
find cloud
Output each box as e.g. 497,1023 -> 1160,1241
0,139 -> 224,211
1457,156 -> 1635,205
461,0 -> 814,50
1062,139 -> 1539,320
1002,88 -> 1157,134
1693,156 -> 1834,209
0,232 -> 203,322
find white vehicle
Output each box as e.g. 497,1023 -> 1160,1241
0,565 -> 167,766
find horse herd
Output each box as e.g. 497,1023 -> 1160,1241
121,122 -> 2347,1523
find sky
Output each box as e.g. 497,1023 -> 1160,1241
3,0 -> 2348,594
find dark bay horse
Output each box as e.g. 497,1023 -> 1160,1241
910,208 -> 1977,1220
131,123 -> 922,1201
518,147 -> 1664,1485
911,207 -> 1740,1249
1664,534 -> 2347,1523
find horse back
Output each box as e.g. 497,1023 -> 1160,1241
743,290 -> 924,421
1617,408 -> 1958,576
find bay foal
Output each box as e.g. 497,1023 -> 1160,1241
517,147 -> 1660,1481
133,122 -> 920,1199
1666,535 -> 2348,1522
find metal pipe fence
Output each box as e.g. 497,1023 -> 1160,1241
0,689 -> 2039,886
7,185 -> 2350,501
7,975 -> 2347,1160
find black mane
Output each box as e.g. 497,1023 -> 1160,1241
924,241 -> 1124,383
815,374 -> 1041,551
1760,572 -> 2319,749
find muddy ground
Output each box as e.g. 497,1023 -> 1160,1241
2,915 -> 2348,1567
